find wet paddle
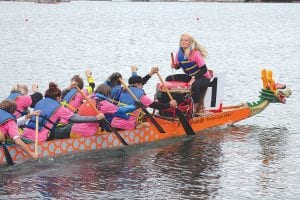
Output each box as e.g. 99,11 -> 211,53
119,78 -> 166,133
75,87 -> 128,146
1,142 -> 14,166
157,72 -> 195,135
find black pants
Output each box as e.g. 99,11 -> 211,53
191,76 -> 210,103
49,124 -> 73,140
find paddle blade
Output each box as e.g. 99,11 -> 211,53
2,143 -> 14,166
176,108 -> 195,135
142,107 -> 166,133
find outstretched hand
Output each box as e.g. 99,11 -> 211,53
188,77 -> 195,86
135,101 -> 143,108
131,66 -> 138,73
149,66 -> 159,76
169,100 -> 177,108
85,70 -> 92,78
0,131 -> 5,143
31,152 -> 39,160
171,62 -> 180,69
25,110 -> 41,120
96,113 -> 105,121
32,84 -> 38,93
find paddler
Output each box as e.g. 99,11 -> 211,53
22,82 -> 104,141
70,84 -> 117,137
111,75 -> 177,130
0,99 -> 38,159
61,69 -> 95,113
7,83 -> 43,118
104,66 -> 159,103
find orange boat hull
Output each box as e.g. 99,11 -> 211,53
0,106 -> 250,165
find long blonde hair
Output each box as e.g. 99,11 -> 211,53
179,33 -> 208,58
11,84 -> 29,95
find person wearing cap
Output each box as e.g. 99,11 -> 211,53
171,33 -> 212,116
104,66 -> 159,103
130,66 -> 159,85
111,75 -> 177,130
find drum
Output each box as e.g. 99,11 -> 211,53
155,79 -> 192,118
156,81 -> 191,104
155,73 -> 224,117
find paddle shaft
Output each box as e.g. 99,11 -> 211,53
118,79 -> 139,102
35,115 -> 39,154
157,72 -> 174,101
157,72 -> 195,135
60,101 -> 77,112
1,142 -> 14,166
119,78 -> 166,133
75,87 -> 128,146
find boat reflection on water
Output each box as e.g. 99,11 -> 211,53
255,126 -> 289,192
256,126 -> 288,166
150,125 -> 258,198
0,125 -> 290,198
151,131 -> 226,198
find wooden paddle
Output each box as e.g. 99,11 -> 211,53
35,115 -> 39,154
119,78 -> 166,133
0,131 -> 14,166
1,142 -> 14,166
157,72 -> 195,135
75,87 -> 128,146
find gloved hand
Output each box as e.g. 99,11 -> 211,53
135,101 -> 143,108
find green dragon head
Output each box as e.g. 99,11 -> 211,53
246,69 -> 291,115
260,69 -> 292,103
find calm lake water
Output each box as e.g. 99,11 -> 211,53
0,1 -> 300,199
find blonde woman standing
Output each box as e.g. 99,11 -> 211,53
171,33 -> 211,115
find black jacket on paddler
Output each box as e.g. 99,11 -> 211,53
128,76 -> 172,110
30,92 -> 43,108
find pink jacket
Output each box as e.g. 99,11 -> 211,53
71,100 -> 118,137
68,89 -> 88,111
22,106 -> 74,142
111,95 -> 153,130
61,89 -> 89,124
14,95 -> 32,118
0,120 -> 20,141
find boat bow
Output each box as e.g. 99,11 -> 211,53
247,69 -> 292,116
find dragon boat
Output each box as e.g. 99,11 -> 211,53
0,69 -> 292,166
